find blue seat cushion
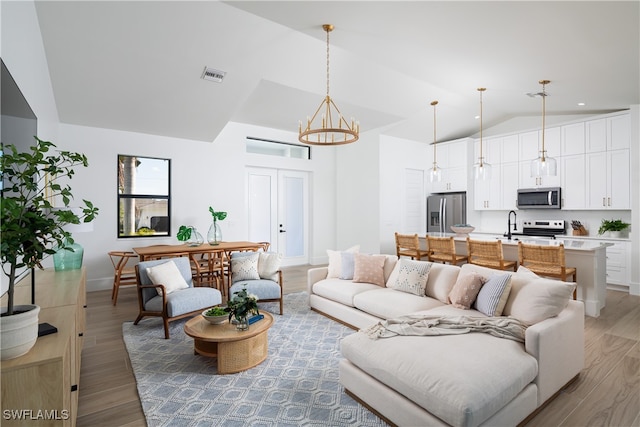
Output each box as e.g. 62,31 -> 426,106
230,280 -> 281,300
145,287 -> 222,317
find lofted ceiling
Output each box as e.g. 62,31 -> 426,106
33,1 -> 639,144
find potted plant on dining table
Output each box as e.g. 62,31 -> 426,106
207,206 -> 227,245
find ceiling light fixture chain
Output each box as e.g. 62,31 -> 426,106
429,100 -> 442,182
474,87 -> 492,180
298,24 -> 359,146
530,79 -> 557,177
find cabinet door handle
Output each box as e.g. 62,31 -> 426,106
608,197 -> 611,206
603,197 -> 606,207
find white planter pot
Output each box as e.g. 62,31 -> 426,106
1,304 -> 40,360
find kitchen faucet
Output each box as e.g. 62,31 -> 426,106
507,210 -> 517,240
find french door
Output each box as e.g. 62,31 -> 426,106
247,168 -> 309,266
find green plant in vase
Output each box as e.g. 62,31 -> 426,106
597,219 -> 630,237
207,206 -> 227,245
1,137 -> 98,359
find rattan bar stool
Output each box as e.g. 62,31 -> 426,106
426,235 -> 467,265
466,238 -> 517,271
518,241 -> 577,299
108,251 -> 138,305
395,232 -> 430,260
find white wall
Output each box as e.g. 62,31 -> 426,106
379,135 -> 429,254
56,122 -> 337,291
335,130 -> 383,255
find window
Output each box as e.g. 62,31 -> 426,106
118,155 -> 171,238
246,137 -> 310,159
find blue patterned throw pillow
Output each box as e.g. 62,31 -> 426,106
475,273 -> 512,316
391,259 -> 432,296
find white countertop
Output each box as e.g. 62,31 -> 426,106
423,232 -> 612,251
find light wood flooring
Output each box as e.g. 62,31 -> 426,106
77,266 -> 639,426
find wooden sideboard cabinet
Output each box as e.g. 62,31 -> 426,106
1,268 -> 86,427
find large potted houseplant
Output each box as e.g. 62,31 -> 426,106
1,137 -> 98,360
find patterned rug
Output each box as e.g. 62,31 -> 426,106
122,292 -> 387,427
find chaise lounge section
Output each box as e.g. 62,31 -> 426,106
308,253 -> 584,427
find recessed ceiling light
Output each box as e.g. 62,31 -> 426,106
577,102 -> 586,106
474,115 -> 480,120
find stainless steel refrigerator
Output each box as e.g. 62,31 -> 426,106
427,192 -> 467,233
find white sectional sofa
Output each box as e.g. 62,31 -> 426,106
307,253 -> 584,427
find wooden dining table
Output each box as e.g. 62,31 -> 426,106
132,241 -> 264,297
132,241 -> 263,261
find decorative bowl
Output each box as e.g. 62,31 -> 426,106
202,308 -> 228,324
450,225 -> 475,235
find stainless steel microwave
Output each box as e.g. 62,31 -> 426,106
516,187 -> 561,209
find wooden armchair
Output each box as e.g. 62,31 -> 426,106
134,257 -> 222,338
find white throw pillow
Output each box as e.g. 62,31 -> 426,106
388,259 -> 432,296
146,260 -> 189,296
258,252 -> 282,281
326,245 -> 360,278
231,252 -> 260,283
504,276 -> 576,325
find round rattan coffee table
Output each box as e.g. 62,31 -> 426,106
184,312 -> 274,374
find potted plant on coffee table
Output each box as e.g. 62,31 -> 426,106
1,137 -> 98,360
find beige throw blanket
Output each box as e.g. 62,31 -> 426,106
363,315 -> 528,343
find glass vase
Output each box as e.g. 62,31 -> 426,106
235,315 -> 249,331
53,238 -> 84,271
186,226 -> 204,247
207,220 -> 222,245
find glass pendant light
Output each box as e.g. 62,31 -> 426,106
429,100 -> 442,182
473,87 -> 492,180
530,80 -> 557,177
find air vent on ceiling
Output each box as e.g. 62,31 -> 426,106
201,67 -> 226,83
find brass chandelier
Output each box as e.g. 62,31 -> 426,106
298,24 -> 359,145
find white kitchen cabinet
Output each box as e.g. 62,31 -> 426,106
429,138 -> 469,193
518,127 -> 561,188
586,149 -> 630,209
561,122 -> 585,156
561,154 -> 586,209
474,162 -> 518,211
586,112 -> 630,153
601,240 -> 631,287
519,159 -> 561,188
501,134 -> 519,163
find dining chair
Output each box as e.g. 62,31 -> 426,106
108,251 -> 138,305
134,257 -> 222,338
426,235 -> 467,265
395,233 -> 430,260
518,241 -> 577,299
466,238 -> 517,271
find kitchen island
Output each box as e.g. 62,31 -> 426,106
420,232 -> 611,317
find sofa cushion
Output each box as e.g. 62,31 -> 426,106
340,251 -> 356,279
387,259 -> 432,296
341,330 -> 538,427
312,278 -> 380,307
474,273 -> 512,316
353,288 -> 445,319
146,260 -> 190,295
448,272 -> 484,309
257,252 -> 281,281
504,273 -> 576,326
145,287 -> 222,317
353,253 -> 387,287
425,263 -> 461,303
231,252 -> 261,283
327,245 -> 360,278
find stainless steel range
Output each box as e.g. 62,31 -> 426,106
511,219 -> 566,239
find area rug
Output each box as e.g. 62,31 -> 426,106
123,292 -> 387,427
